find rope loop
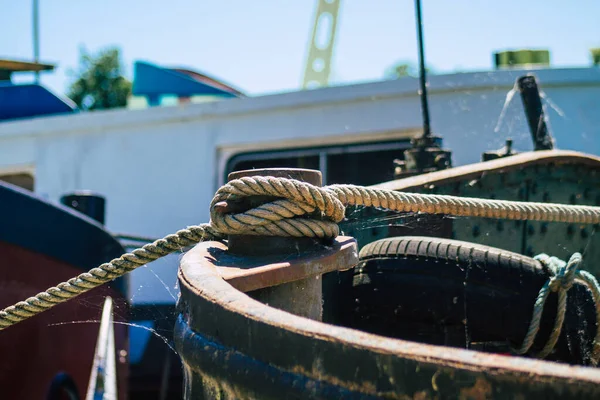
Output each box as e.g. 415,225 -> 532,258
209,176 -> 346,238
514,253 -> 600,366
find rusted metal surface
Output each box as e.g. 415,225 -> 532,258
200,237 -> 357,293
176,242 -> 600,399
347,150 -> 600,273
376,150 -> 600,192
217,167 -> 353,321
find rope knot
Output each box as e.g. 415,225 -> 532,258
538,253 -> 581,292
209,176 -> 346,238
515,252 -> 600,366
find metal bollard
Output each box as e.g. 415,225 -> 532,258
219,168 -> 344,320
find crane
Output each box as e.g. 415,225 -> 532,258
302,0 -> 341,89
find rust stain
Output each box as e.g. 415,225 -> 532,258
459,377 -> 492,400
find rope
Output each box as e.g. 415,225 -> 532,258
512,253 -> 600,366
0,225 -> 222,329
2,175 -> 600,331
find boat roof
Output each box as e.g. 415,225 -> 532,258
0,59 -> 55,73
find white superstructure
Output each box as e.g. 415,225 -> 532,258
1,66 -> 599,307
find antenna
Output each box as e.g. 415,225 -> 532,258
414,0 -> 431,138
392,0 -> 453,178
33,0 -> 40,84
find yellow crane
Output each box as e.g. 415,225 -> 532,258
302,0 -> 341,89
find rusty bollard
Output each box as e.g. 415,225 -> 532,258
196,168 -> 357,320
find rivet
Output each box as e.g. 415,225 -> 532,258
472,226 -> 480,237
496,221 -> 504,232
542,192 -> 551,202
540,223 -> 548,234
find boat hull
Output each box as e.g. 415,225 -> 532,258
0,182 -> 129,399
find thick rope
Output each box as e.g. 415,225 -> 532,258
210,177 -> 600,238
512,253 -> 600,366
0,225 -> 222,329
2,175 -> 600,331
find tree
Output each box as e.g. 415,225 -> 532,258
67,46 -> 132,111
383,60 -> 434,79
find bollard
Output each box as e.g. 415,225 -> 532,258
60,191 -> 106,225
222,168 -> 334,320
176,168 -> 359,399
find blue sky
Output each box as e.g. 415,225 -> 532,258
1,0 -> 599,96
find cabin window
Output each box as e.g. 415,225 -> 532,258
225,140 -> 410,186
0,172 -> 34,191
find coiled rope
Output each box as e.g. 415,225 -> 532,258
2,175 -> 600,332
513,253 -> 600,365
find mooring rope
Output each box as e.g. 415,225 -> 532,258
512,253 -> 600,365
2,175 -> 600,335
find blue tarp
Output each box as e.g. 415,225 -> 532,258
0,82 -> 77,121
132,61 -> 239,99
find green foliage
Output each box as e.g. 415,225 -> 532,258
592,48 -> 600,66
384,60 -> 434,79
67,46 -> 132,111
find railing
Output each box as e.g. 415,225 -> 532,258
85,297 -> 117,400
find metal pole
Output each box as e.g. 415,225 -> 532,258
414,0 -> 431,138
33,0 -> 40,84
517,75 -> 554,151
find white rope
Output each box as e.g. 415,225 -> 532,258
513,253 -> 600,366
